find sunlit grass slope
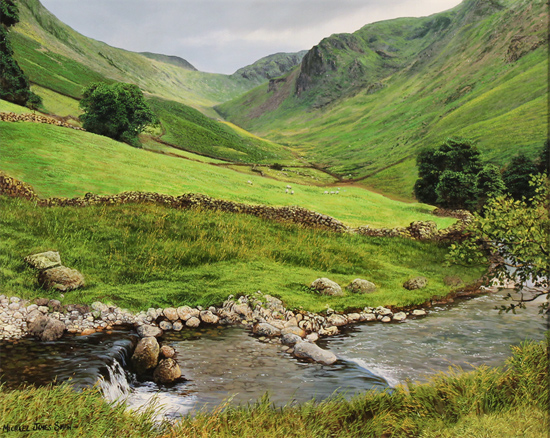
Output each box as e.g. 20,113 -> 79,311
0,197 -> 482,312
0,120 -> 455,229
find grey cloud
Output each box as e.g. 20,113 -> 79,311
40,0 -> 461,73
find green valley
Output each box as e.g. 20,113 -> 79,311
217,0 -> 548,199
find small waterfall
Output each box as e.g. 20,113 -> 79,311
99,358 -> 132,403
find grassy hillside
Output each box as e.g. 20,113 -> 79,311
145,97 -> 295,164
0,196 -> 481,313
217,0 -> 548,199
0,116 -> 454,229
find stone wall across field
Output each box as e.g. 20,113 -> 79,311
0,173 -> 469,240
0,112 -> 85,131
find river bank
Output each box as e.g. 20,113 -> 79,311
1,293 -> 547,437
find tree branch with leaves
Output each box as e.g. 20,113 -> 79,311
447,173 -> 549,314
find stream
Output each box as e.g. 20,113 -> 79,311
0,292 -> 546,420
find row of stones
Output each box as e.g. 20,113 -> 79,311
0,291 -> 427,342
0,112 -> 84,131
0,173 -> 470,239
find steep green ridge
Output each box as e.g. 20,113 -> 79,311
146,97 -> 295,163
231,51 -> 308,85
10,0 -> 259,111
217,0 -> 548,199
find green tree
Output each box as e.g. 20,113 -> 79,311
476,164 -> 506,210
79,82 -> 157,146
502,153 -> 539,202
448,173 -> 549,313
0,0 -> 42,106
536,140 -> 549,175
435,170 -> 478,210
414,137 -> 482,209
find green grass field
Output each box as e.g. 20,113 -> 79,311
0,117 -> 456,229
0,196 -> 483,313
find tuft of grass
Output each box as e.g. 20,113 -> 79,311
0,383 -> 164,438
0,196 -> 483,312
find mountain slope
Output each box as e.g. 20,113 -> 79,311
217,0 -> 548,199
10,0 -> 258,111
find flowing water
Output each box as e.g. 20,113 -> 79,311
0,293 -> 546,420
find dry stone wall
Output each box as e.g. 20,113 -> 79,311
0,112 -> 84,131
0,173 -> 469,239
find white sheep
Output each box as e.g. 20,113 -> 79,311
291,190 -> 294,195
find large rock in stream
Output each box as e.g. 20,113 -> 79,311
153,358 -> 182,384
293,341 -> 337,365
28,315 -> 66,341
131,336 -> 160,374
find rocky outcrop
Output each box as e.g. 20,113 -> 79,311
310,278 -> 343,296
347,279 -> 376,294
25,251 -> 85,292
24,251 -> 62,270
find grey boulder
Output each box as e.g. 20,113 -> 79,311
131,337 -> 160,374
293,341 -> 337,365
310,278 -> 343,296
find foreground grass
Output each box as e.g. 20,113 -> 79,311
0,119 -> 455,229
0,383 -> 161,438
0,196 -> 482,313
1,339 -> 546,437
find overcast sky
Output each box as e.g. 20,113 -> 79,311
39,0 -> 462,74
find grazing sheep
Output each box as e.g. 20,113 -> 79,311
285,189 -> 289,193
324,191 -> 329,194
291,190 -> 294,195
